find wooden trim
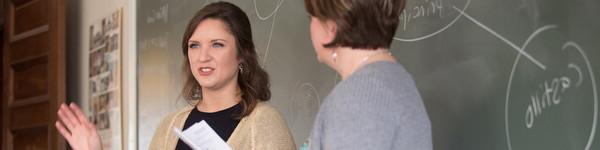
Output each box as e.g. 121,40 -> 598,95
9,24 -> 47,43
48,0 -> 66,149
13,0 -> 37,10
8,122 -> 46,131
7,0 -> 13,46
7,52 -> 47,65
0,27 -> 4,150
8,94 -> 48,108
2,0 -> 9,148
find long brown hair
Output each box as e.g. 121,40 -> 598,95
180,2 -> 270,118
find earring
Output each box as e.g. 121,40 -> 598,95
238,64 -> 244,73
191,84 -> 202,100
331,51 -> 338,63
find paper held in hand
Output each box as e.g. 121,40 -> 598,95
172,120 -> 232,150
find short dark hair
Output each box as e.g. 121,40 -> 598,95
305,0 -> 406,49
180,2 -> 270,118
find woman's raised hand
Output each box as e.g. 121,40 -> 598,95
55,103 -> 102,150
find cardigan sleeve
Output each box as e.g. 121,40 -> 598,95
149,112 -> 177,150
253,104 -> 297,150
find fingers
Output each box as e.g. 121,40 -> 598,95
58,103 -> 81,130
55,121 -> 73,142
69,103 -> 96,130
69,103 -> 90,124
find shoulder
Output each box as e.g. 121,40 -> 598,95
338,61 -> 419,99
243,102 -> 296,149
326,61 -> 424,119
254,102 -> 278,114
242,102 -> 290,131
359,61 -> 413,83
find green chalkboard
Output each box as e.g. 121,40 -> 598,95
137,0 -> 600,149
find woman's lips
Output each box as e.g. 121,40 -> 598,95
198,67 -> 215,76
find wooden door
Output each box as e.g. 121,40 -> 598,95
0,29 -> 4,150
2,0 -> 65,149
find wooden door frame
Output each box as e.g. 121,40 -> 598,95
0,28 -> 3,150
2,0 -> 65,149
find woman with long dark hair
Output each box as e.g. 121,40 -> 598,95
55,2 -> 295,150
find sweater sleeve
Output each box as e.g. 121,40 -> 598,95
319,97 -> 399,150
253,104 -> 297,150
149,112 -> 176,150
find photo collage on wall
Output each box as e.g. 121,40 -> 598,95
88,8 -> 123,150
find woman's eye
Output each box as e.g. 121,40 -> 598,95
188,43 -> 200,49
212,43 -> 224,48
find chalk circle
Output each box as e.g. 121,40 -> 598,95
253,0 -> 284,21
289,82 -> 322,131
505,35 -> 597,150
394,0 -> 471,42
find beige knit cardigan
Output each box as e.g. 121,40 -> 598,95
149,102 -> 296,150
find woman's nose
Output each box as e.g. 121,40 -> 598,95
196,48 -> 212,63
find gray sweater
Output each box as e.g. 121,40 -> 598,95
308,61 -> 432,150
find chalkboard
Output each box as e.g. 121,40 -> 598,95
137,0 -> 600,149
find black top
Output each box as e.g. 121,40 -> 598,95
175,103 -> 242,150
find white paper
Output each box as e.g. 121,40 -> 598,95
172,120 -> 232,150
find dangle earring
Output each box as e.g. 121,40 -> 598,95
238,64 -> 244,74
331,50 -> 338,63
191,84 -> 202,100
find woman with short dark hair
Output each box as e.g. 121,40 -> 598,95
304,0 -> 433,149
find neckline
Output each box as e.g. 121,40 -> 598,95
193,102 -> 241,115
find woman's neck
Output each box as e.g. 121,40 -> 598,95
197,81 -> 241,113
333,48 -> 396,80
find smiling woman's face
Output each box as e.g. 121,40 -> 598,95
187,18 -> 240,90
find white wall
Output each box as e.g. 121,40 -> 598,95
66,0 -> 136,149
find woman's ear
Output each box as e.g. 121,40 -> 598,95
236,48 -> 245,63
237,57 -> 244,66
322,20 -> 337,44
